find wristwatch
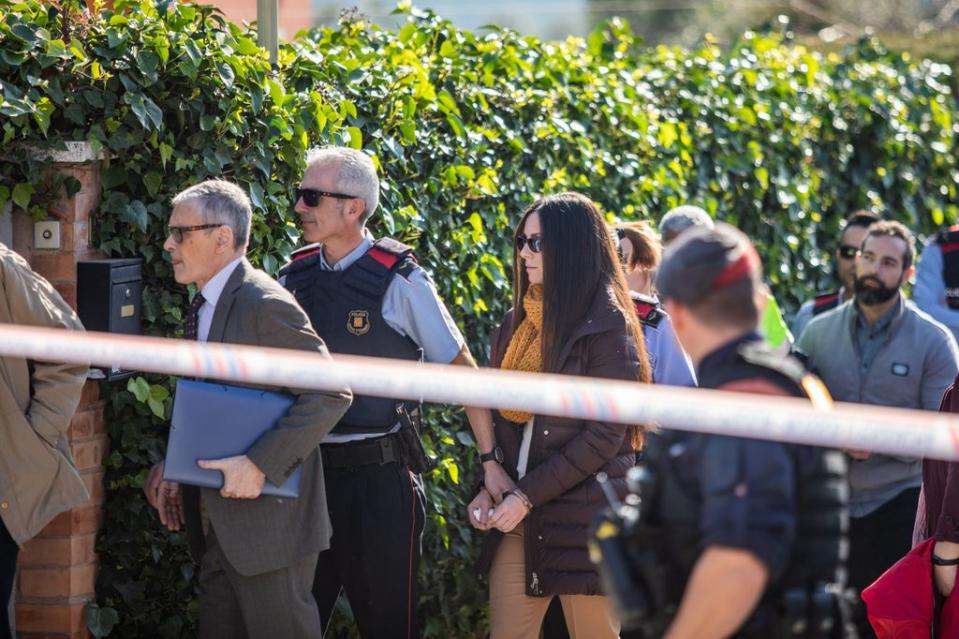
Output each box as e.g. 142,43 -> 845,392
480,446 -> 504,464
932,553 -> 959,566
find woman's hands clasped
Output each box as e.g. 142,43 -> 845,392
468,487 -> 530,533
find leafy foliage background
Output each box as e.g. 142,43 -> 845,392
1,0 -> 958,636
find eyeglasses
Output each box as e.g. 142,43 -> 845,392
837,244 -> 860,260
515,235 -> 544,254
167,224 -> 222,243
295,188 -> 357,207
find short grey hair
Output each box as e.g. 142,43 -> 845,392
171,180 -> 251,250
659,205 -> 714,244
305,146 -> 379,223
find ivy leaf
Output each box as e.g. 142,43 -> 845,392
159,142 -> 174,167
101,165 -> 127,190
142,95 -> 163,129
85,603 -> 119,638
143,171 -> 163,196
147,384 -> 169,419
346,126 -> 363,149
135,50 -> 160,83
127,376 -> 150,403
121,200 -> 149,232
249,181 -> 265,209
11,183 -> 33,209
216,61 -> 235,88
106,28 -> 125,50
44,38 -> 68,59
10,23 -> 38,45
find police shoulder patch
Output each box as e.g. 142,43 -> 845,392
631,293 -> 664,328
279,243 -> 322,277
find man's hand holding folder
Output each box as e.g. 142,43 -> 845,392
144,453 -> 267,531
196,455 -> 266,499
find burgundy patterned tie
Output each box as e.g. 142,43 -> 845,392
182,290 -> 207,555
183,292 -> 206,341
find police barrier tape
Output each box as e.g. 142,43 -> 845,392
3,323 -> 959,461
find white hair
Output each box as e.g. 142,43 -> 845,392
171,179 -> 251,249
659,205 -> 714,243
305,146 -> 380,223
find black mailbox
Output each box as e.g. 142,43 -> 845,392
77,258 -> 143,381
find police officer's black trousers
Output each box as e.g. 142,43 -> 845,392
0,518 -> 17,639
314,461 -> 426,639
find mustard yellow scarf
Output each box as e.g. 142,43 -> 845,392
499,284 -> 543,423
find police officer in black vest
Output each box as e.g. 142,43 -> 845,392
593,223 -> 851,638
280,146 -> 514,638
792,211 -> 878,338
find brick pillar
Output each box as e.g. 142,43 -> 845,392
11,143 -> 108,639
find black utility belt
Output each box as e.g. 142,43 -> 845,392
321,433 -> 404,469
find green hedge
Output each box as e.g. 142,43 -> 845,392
1,1 -> 957,636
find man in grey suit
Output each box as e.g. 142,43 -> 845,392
144,180 -> 352,637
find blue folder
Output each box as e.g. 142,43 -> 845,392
162,379 -> 302,498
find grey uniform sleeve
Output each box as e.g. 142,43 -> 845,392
382,266 -> 465,364
791,300 -> 815,340
795,320 -> 813,361
914,242 -> 959,333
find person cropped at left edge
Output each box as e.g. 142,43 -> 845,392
0,243 -> 89,639
143,180 -> 352,638
468,192 -> 652,639
278,146 -> 509,639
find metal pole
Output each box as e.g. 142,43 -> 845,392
256,0 -> 279,66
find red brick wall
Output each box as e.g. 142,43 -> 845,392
12,155 -> 107,639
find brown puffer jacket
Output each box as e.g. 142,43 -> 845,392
477,285 -> 642,596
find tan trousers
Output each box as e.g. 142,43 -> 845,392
489,524 -> 620,639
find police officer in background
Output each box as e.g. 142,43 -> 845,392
594,223 -> 850,639
791,211 -> 878,339
279,146 -> 512,638
914,222 -> 959,343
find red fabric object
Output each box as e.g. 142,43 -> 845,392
862,537 -> 959,638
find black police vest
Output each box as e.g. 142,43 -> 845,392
642,340 -> 847,636
280,239 -> 423,435
937,226 -> 959,309
811,290 -> 840,316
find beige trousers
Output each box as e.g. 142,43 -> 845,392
489,524 -> 621,639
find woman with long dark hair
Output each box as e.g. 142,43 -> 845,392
468,192 -> 651,638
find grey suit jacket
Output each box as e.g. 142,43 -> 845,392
190,258 -> 351,576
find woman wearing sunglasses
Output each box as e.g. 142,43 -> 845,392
468,192 -> 651,639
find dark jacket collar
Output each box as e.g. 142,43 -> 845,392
697,331 -> 763,379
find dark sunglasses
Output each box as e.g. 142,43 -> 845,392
167,223 -> 222,243
515,235 -> 544,253
295,188 -> 357,207
837,244 -> 860,259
